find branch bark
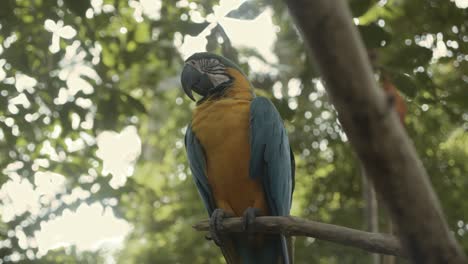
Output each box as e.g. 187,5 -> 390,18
193,216 -> 406,257
283,1 -> 467,263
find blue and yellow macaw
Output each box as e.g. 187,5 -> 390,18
181,52 -> 295,264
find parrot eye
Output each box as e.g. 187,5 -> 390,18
185,60 -> 196,67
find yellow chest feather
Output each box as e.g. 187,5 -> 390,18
191,99 -> 268,215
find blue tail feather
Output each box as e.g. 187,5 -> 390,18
224,234 -> 288,264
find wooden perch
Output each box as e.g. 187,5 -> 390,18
193,216 -> 406,258
284,0 -> 467,263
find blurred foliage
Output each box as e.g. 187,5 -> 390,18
0,0 -> 467,263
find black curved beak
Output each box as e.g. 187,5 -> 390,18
181,64 -> 215,102
181,64 -> 200,101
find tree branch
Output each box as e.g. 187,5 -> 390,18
283,0 -> 467,263
193,216 -> 406,258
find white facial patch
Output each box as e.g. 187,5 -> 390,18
207,72 -> 230,87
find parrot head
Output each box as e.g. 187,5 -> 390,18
181,52 -> 244,102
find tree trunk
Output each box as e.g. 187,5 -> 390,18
362,165 -> 381,264
283,0 -> 467,263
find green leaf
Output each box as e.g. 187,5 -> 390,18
349,0 -> 374,17
226,0 -> 267,20
126,41 -> 137,52
97,93 -> 119,130
59,104 -> 71,135
273,99 -> 296,121
2,42 -> 31,73
64,0 -> 91,17
390,72 -> 418,98
122,93 -> 147,114
358,23 -> 391,48
414,71 -> 436,90
0,0 -> 15,20
135,22 -> 150,43
102,44 -> 117,67
445,91 -> 468,109
388,45 -> 432,70
179,21 -> 210,36
417,97 -> 436,104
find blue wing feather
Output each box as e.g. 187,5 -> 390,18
185,125 -> 215,216
249,96 -> 294,216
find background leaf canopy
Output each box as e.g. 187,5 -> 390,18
0,0 -> 467,263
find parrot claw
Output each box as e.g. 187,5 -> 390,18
209,208 -> 230,247
243,207 -> 261,243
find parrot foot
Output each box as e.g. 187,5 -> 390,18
243,207 -> 261,243
209,208 -> 231,247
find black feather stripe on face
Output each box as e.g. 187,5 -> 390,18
193,58 -> 226,78
185,52 -> 245,75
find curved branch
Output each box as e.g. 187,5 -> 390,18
193,216 -> 406,258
